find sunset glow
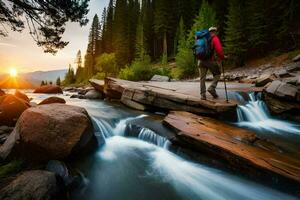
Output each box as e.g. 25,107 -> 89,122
9,68 -> 18,77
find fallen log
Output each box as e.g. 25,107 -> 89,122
163,111 -> 300,183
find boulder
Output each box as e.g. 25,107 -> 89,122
38,97 -> 66,105
0,89 -> 5,96
264,80 -> 300,122
0,170 -> 66,200
275,69 -> 291,78
292,54 -> 300,62
150,75 -> 170,82
0,95 -> 30,126
89,79 -> 105,93
34,85 -> 63,94
0,104 -> 96,162
84,89 -> 103,99
285,62 -> 300,73
70,94 -> 86,99
14,90 -> 30,102
255,74 -> 275,87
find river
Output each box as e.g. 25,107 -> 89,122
14,90 -> 300,200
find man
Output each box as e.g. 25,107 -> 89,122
198,27 -> 224,100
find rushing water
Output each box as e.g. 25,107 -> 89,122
11,90 -> 300,200
235,92 -> 300,155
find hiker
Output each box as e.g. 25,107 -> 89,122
194,27 -> 225,100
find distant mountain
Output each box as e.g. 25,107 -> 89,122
21,69 -> 67,83
0,69 -> 67,89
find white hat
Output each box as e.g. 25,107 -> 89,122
209,27 -> 218,32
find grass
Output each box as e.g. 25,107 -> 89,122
0,160 -> 23,178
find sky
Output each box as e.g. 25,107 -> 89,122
0,0 -> 109,74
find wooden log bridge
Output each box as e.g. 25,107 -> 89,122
90,78 -> 237,117
163,111 -> 300,183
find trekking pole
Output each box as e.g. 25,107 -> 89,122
221,61 -> 229,103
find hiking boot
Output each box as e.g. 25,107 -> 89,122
201,94 -> 207,100
207,88 -> 219,99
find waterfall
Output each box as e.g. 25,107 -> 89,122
113,114 -> 148,136
92,114 -> 171,149
138,128 -> 171,149
235,93 -> 300,135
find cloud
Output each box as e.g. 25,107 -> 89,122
0,43 -> 17,47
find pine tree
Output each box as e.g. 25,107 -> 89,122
104,0 -> 114,53
135,14 -> 146,60
187,1 -> 217,47
154,0 -> 176,60
174,17 -> 186,55
75,50 -> 84,82
142,0 -> 154,58
56,77 -> 61,86
127,0 -> 140,63
246,0 -> 267,53
224,0 -> 247,66
64,64 -> 76,85
41,80 -> 45,86
84,15 -> 101,78
114,0 -> 129,67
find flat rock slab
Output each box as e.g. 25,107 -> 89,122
104,78 -> 237,116
163,111 -> 300,183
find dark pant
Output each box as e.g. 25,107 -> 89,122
198,60 -> 221,96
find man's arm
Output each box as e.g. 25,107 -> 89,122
212,36 -> 225,61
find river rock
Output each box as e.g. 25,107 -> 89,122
292,54 -> 300,62
0,89 -> 5,96
0,94 -> 30,126
0,170 -> 66,200
286,62 -> 300,73
89,79 -> 105,93
34,85 -> 63,94
0,104 -> 96,162
255,74 -> 275,87
38,97 -> 66,105
84,90 -> 103,99
150,75 -> 170,82
14,90 -> 30,102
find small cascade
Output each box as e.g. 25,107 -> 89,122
113,114 -> 148,136
138,128 -> 171,149
235,92 -> 300,135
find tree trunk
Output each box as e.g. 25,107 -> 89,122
163,31 -> 168,56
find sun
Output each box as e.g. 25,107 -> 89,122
9,68 -> 18,77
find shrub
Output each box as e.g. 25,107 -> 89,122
95,53 -> 117,77
174,48 -> 197,79
0,160 -> 23,178
119,56 -> 154,81
92,72 -> 106,80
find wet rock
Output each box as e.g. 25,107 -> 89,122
0,170 -> 66,200
63,87 -> 76,92
29,102 -> 38,107
0,94 -> 30,126
14,90 -> 30,102
84,90 -> 103,99
255,74 -> 275,87
285,62 -> 300,73
0,104 -> 96,162
150,75 -> 170,82
34,85 -> 63,94
275,69 -> 292,78
292,54 -> 300,62
0,89 -> 5,96
39,97 -> 66,105
0,134 -> 8,144
89,79 -> 105,93
70,94 -> 86,99
0,126 -> 14,133
46,160 -> 71,185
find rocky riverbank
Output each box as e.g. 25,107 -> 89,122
0,87 -> 97,199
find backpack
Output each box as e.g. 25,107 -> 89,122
193,29 -> 212,60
